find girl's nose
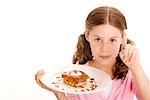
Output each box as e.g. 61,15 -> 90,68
100,42 -> 109,52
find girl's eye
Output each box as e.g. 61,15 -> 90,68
111,39 -> 116,42
95,38 -> 101,42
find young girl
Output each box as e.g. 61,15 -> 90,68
35,6 -> 150,100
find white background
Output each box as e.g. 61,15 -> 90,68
0,0 -> 149,100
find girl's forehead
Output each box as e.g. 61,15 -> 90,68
89,24 -> 122,37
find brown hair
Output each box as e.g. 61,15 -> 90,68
72,6 -> 134,79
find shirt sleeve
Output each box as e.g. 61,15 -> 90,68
130,71 -> 141,100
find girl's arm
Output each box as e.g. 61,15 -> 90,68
35,70 -> 68,100
130,64 -> 150,100
120,33 -> 150,99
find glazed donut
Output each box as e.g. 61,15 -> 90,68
62,70 -> 89,87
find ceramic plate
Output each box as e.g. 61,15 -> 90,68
41,64 -> 112,94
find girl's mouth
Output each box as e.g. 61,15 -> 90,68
99,56 -> 110,59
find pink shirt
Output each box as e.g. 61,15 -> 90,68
66,70 -> 140,100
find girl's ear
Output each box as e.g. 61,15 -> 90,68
85,31 -> 89,41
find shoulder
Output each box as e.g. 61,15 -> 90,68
113,70 -> 134,85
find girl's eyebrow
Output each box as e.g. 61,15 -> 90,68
111,36 -> 120,38
92,35 -> 101,37
92,35 -> 120,38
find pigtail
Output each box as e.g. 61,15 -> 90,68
72,34 -> 93,64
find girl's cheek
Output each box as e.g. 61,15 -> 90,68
113,45 -> 120,53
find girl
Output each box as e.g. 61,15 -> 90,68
35,6 -> 150,100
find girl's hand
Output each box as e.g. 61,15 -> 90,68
35,70 -> 68,100
35,69 -> 54,91
35,69 -> 45,80
35,69 -> 58,92
119,33 -> 141,70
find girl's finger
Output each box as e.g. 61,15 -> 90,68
38,69 -> 45,75
127,45 -> 134,62
122,45 -> 128,62
35,69 -> 45,79
129,47 -> 138,64
120,44 -> 131,63
122,32 -> 127,51
129,49 -> 136,64
119,51 -> 126,63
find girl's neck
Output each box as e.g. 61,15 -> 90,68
89,59 -> 115,79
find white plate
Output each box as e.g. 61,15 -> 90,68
41,64 -> 112,94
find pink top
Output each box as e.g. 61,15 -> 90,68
65,70 -> 140,100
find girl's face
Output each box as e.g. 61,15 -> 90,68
87,24 -> 122,66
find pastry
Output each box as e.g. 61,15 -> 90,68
62,70 -> 89,87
